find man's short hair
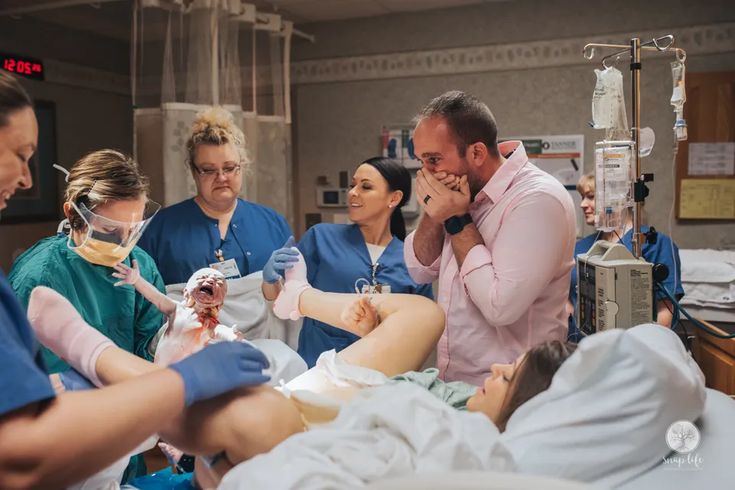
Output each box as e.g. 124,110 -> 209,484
415,90 -> 499,157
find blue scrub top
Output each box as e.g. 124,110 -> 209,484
0,270 -> 55,416
297,224 -> 434,367
568,225 -> 684,341
138,198 -> 292,285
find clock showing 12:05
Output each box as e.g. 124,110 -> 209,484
0,51 -> 44,81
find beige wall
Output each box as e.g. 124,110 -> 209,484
291,0 -> 735,249
2,0 -> 734,272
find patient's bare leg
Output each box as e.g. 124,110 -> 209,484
298,290 -> 445,376
84,348 -> 301,457
33,284 -> 443,477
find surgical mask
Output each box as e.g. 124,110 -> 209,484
67,199 -> 160,267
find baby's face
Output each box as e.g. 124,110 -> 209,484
185,269 -> 227,308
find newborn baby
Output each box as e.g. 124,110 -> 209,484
113,262 -> 241,365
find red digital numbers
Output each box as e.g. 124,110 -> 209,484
1,53 -> 44,80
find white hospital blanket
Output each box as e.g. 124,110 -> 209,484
679,249 -> 735,309
679,249 -> 735,284
220,383 -> 515,489
221,325 -> 704,489
165,271 -> 301,350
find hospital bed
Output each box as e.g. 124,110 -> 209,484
367,388 -> 735,489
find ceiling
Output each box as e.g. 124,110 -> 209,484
0,0 -> 507,42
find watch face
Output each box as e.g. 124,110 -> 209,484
444,216 -> 462,234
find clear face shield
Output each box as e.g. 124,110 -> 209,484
67,199 -> 160,267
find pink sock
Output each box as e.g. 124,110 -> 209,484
27,286 -> 113,387
273,248 -> 311,321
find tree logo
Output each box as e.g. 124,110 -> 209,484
665,420 -> 701,454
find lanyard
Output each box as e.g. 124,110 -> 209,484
371,262 -> 379,286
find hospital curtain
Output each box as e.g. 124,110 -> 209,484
131,0 -> 294,223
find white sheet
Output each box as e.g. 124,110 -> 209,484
220,383 -> 515,489
679,249 -> 735,284
220,325 -> 705,489
680,281 -> 735,307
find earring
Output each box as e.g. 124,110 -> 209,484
388,204 -> 393,208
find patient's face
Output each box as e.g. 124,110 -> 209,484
466,355 -> 523,424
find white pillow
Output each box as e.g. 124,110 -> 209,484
499,325 -> 706,488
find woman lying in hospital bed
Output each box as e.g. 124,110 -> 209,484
27,250 -> 706,489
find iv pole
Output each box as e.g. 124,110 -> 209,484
582,35 -> 686,258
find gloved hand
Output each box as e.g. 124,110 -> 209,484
263,236 -> 300,284
169,341 -> 271,406
59,368 -> 96,391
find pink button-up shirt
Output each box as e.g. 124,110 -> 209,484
404,141 -> 576,385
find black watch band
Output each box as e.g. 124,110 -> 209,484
444,213 -> 473,235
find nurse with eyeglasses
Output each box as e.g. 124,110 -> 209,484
138,107 -> 291,286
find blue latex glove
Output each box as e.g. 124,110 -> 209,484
262,236 -> 300,284
59,368 -> 96,391
169,341 -> 271,406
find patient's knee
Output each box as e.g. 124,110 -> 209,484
224,389 -> 304,464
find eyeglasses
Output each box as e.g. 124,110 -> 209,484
193,163 -> 243,179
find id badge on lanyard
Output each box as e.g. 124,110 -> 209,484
210,248 -> 242,279
354,263 -> 391,294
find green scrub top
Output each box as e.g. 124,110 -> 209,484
9,234 -> 165,373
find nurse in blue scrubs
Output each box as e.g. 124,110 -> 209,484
568,174 -> 684,341
263,157 -> 433,367
138,107 -> 291,285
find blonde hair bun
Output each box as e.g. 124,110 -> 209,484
186,106 -> 249,168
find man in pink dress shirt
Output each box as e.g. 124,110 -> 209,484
404,90 -> 576,385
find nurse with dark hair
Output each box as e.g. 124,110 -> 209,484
263,157 -> 433,367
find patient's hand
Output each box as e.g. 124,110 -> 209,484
340,296 -> 379,337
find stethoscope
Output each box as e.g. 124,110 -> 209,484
354,262 -> 381,294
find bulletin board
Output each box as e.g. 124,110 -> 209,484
676,72 -> 735,220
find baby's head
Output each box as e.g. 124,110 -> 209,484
184,268 -> 227,309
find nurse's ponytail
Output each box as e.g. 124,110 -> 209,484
390,207 -> 407,241
363,157 -> 411,241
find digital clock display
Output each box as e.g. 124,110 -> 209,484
0,52 -> 44,81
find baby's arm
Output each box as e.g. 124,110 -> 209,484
212,324 -> 240,342
113,260 -> 177,316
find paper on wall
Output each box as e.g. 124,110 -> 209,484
679,178 -> 735,219
688,142 -> 735,176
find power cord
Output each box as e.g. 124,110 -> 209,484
657,282 -> 735,339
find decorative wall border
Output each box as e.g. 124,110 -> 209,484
292,22 -> 735,85
35,22 -> 735,93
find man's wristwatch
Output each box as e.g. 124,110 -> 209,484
444,213 -> 473,235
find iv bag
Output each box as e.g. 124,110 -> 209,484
594,141 -> 635,232
592,67 -> 628,136
670,61 -> 688,141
